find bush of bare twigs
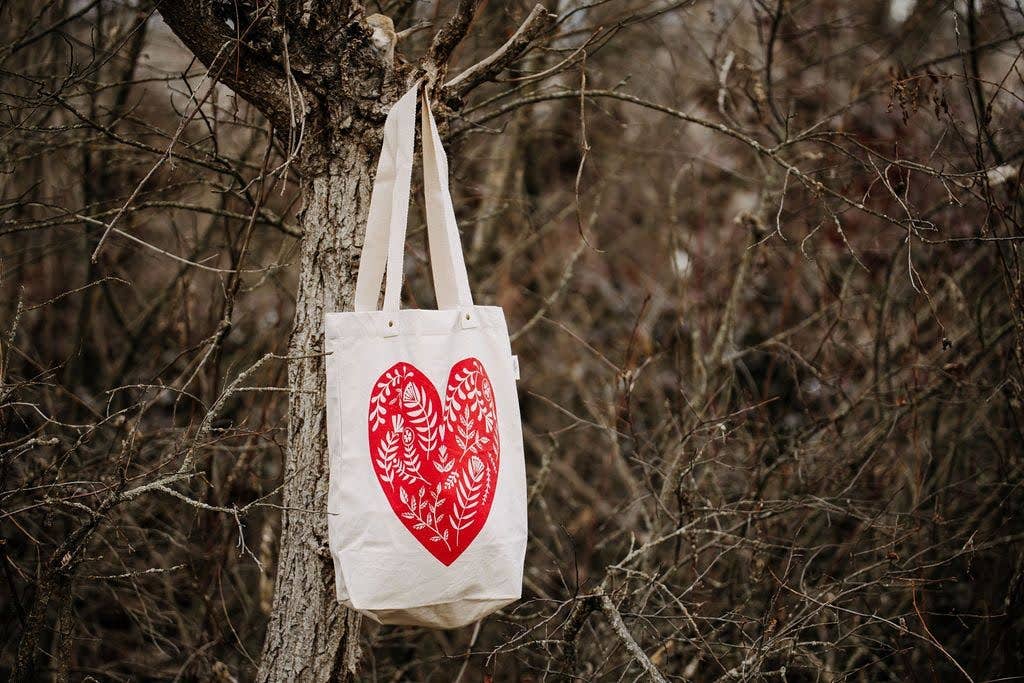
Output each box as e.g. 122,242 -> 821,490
2,0 -> 1024,680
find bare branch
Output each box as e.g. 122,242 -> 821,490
157,0 -> 294,129
425,0 -> 482,74
444,4 -> 557,98
599,593 -> 669,683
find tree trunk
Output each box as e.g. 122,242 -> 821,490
152,5 -> 555,678
257,138 -> 375,682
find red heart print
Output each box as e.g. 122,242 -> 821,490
368,358 -> 499,566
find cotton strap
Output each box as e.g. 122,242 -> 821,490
353,82 -> 474,313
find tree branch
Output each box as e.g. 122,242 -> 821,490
158,0 -> 294,130
459,88 -> 912,232
599,593 -> 669,683
444,3 -> 557,98
425,0 -> 481,73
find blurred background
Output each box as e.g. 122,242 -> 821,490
2,0 -> 1024,680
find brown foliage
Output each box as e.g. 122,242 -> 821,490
2,0 -> 1024,680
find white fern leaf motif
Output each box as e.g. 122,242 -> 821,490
375,431 -> 399,486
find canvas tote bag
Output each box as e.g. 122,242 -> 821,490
325,82 -> 527,629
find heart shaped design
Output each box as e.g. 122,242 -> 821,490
368,358 -> 499,565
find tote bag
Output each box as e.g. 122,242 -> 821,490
325,82 -> 527,629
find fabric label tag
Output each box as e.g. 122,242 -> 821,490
512,355 -> 520,380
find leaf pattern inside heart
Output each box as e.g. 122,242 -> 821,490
367,358 -> 499,565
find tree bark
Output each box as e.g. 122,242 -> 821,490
257,139 -> 376,682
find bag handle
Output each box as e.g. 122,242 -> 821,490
353,82 -> 474,313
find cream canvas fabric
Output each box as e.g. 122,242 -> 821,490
324,82 -> 527,629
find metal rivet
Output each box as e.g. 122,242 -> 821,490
465,313 -> 471,320
387,320 -> 394,327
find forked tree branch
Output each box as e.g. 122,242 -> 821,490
444,3 -> 557,98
